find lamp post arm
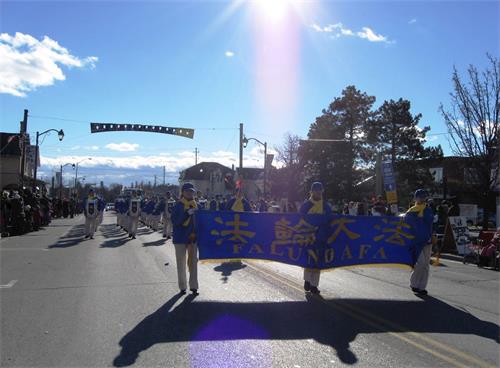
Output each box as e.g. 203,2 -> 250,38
38,128 -> 61,137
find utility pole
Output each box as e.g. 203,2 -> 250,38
194,148 -> 199,165
163,166 -> 166,185
239,123 -> 243,169
375,153 -> 383,197
19,109 -> 28,187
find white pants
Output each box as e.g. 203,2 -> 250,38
162,215 -> 172,236
410,243 -> 432,290
304,268 -> 321,287
85,217 -> 97,237
174,243 -> 199,290
129,217 -> 139,236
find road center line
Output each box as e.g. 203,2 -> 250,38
0,280 -> 18,289
245,262 -> 494,368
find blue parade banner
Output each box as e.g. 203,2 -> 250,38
195,211 -> 429,270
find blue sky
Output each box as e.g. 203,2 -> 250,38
1,0 -> 499,185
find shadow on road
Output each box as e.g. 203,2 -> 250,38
142,239 -> 165,247
213,261 -> 247,283
48,224 -> 86,248
112,295 -> 499,367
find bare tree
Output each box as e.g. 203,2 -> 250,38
275,132 -> 301,168
440,54 -> 499,228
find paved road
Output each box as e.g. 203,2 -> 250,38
1,213 -> 498,367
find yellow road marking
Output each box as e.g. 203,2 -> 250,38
245,261 -> 495,368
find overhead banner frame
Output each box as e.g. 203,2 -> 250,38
90,122 -> 194,139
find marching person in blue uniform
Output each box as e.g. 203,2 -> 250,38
96,195 -> 105,232
151,197 -> 162,231
300,182 -> 332,294
162,191 -> 174,239
226,187 -> 252,212
83,189 -> 98,239
171,182 -> 199,295
209,196 -> 218,211
127,192 -> 141,239
405,189 -> 434,295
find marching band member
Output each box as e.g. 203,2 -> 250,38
151,197 -> 162,231
96,195 -> 105,232
226,187 -> 251,212
300,182 -> 332,294
209,196 -> 218,211
171,183 -> 199,295
406,189 -> 434,295
128,192 -> 141,239
162,191 -> 174,239
83,189 -> 98,239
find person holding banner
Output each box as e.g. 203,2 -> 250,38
171,182 -> 199,295
226,187 -> 252,212
83,189 -> 98,239
300,182 -> 332,294
406,189 -> 434,295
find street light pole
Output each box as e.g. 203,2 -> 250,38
74,158 -> 92,189
33,128 -> 64,189
59,163 -> 74,202
242,136 -> 268,197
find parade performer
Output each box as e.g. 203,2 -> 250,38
128,193 -> 141,239
151,197 -> 162,231
145,199 -> 155,228
171,182 -> 199,295
405,189 -> 434,295
83,189 -> 98,239
300,182 -> 332,294
226,188 -> 251,212
162,191 -> 174,239
96,195 -> 105,232
209,196 -> 218,211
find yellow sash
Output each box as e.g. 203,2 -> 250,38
308,197 -> 324,214
231,198 -> 244,212
180,197 -> 197,226
406,203 -> 426,217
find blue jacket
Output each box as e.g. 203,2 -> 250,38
405,204 -> 434,244
299,200 -> 332,215
209,199 -> 217,211
152,201 -> 163,215
171,201 -> 196,244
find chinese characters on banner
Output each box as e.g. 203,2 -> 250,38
196,212 -> 429,270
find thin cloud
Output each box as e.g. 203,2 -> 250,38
357,27 -> 388,43
105,142 -> 139,152
225,50 -> 235,58
0,32 -> 98,97
310,23 -> 393,44
409,18 -> 417,25
85,145 -> 100,151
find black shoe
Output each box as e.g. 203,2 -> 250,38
90,236 -> 94,239
84,235 -> 89,239
132,236 -> 136,239
310,286 -> 320,294
411,287 -> 420,293
179,289 -> 186,295
304,281 -> 311,291
191,289 -> 199,295
167,236 -> 171,240
417,289 -> 428,295
163,234 -> 167,238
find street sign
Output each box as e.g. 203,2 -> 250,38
382,160 -> 398,204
